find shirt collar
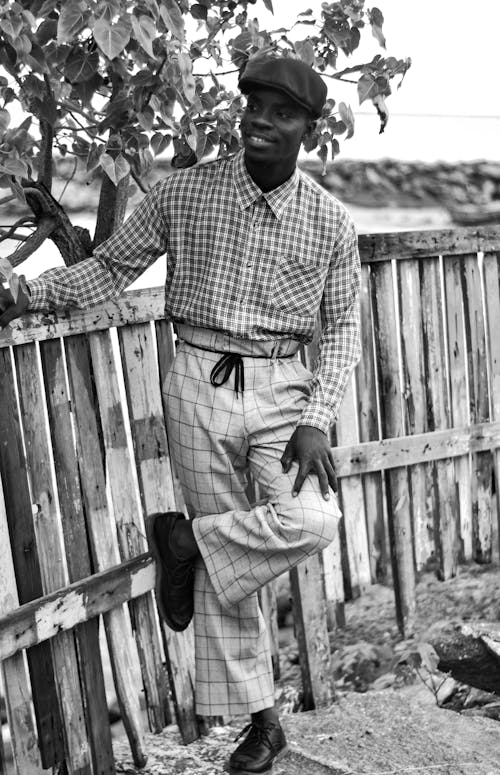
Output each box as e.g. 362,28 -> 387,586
232,149 -> 300,220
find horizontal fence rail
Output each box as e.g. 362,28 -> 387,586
1,224 -> 500,775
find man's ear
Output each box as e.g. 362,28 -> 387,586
302,118 -> 317,145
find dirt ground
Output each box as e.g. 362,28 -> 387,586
113,561 -> 500,774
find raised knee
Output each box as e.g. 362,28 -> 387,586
274,492 -> 340,550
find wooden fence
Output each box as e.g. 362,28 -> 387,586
1,225 -> 500,773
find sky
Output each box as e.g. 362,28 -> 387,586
255,0 -> 500,161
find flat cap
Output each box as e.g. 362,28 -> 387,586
239,54 -> 327,119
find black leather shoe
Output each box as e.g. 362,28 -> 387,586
145,512 -> 195,631
227,718 -> 288,774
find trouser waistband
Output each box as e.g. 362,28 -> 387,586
175,324 -> 300,395
175,324 -> 300,359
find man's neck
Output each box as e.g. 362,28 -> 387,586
244,157 -> 296,193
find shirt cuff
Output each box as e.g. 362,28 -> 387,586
25,279 -> 48,311
296,404 -> 332,436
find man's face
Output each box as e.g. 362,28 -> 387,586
240,87 -> 313,169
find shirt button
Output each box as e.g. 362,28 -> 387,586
246,262 -> 252,268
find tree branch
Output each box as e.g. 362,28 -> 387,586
6,216 -> 57,267
37,74 -> 55,190
0,216 -> 36,243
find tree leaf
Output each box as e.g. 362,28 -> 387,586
131,14 -> 156,58
0,109 -> 11,133
100,152 -> 130,185
262,0 -> 274,12
100,152 -> 117,184
190,4 -> 207,20
114,153 -> 130,183
160,0 -> 185,41
357,72 -> 377,105
294,39 -> 315,66
65,47 -> 99,83
0,158 -> 28,177
178,51 -> 196,103
338,101 -> 355,139
0,257 -> 14,284
138,105 -> 155,131
94,15 -> 132,60
57,1 -> 86,44
151,132 -> 171,155
368,7 -> 386,49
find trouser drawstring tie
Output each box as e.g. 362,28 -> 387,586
210,352 -> 245,395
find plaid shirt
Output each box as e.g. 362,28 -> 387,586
28,150 -> 360,432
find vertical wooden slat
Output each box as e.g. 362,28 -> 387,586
420,259 -> 459,579
40,338 -> 116,775
0,348 -> 64,769
14,343 -> 91,775
88,329 -> 171,732
64,334 -> 147,769
462,254 -> 494,561
371,260 -> 416,637
398,259 -> 434,570
290,558 -> 335,710
483,251 -> 500,560
0,476 -> 43,775
443,254 -> 472,559
356,264 -> 389,583
119,322 -> 198,744
336,377 -> 371,596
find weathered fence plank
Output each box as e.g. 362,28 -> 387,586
398,258 -> 434,570
443,254 -> 473,560
118,322 -> 198,744
89,328 -> 171,732
0,554 -> 154,662
483,251 -> 500,562
358,226 -> 500,263
0,477 -> 42,775
64,334 -> 147,769
462,254 -> 494,561
420,258 -> 459,579
14,342 -> 91,775
39,337 -> 116,775
0,347 -> 64,768
290,557 -> 335,710
331,421 -> 500,475
336,378 -> 371,596
356,264 -> 389,583
371,259 -> 416,637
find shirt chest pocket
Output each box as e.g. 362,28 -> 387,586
271,255 -> 327,316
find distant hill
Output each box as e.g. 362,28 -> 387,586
4,157 -> 500,215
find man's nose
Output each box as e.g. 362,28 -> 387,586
252,109 -> 273,126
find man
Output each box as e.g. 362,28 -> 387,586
0,54 -> 360,775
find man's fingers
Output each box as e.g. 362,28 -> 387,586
324,459 -> 338,493
292,467 -> 307,496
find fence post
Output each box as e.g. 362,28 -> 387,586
0,347 -> 65,768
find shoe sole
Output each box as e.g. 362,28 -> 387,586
145,513 -> 189,632
225,744 -> 289,774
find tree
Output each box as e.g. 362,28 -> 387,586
0,0 -> 410,293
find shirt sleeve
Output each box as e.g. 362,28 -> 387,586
297,209 -> 361,434
27,181 -> 170,312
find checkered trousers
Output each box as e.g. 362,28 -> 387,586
163,325 -> 341,716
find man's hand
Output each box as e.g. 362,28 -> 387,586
0,278 -> 30,329
281,425 -> 337,500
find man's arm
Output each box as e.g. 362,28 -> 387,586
0,182 -> 170,327
281,210 -> 361,498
